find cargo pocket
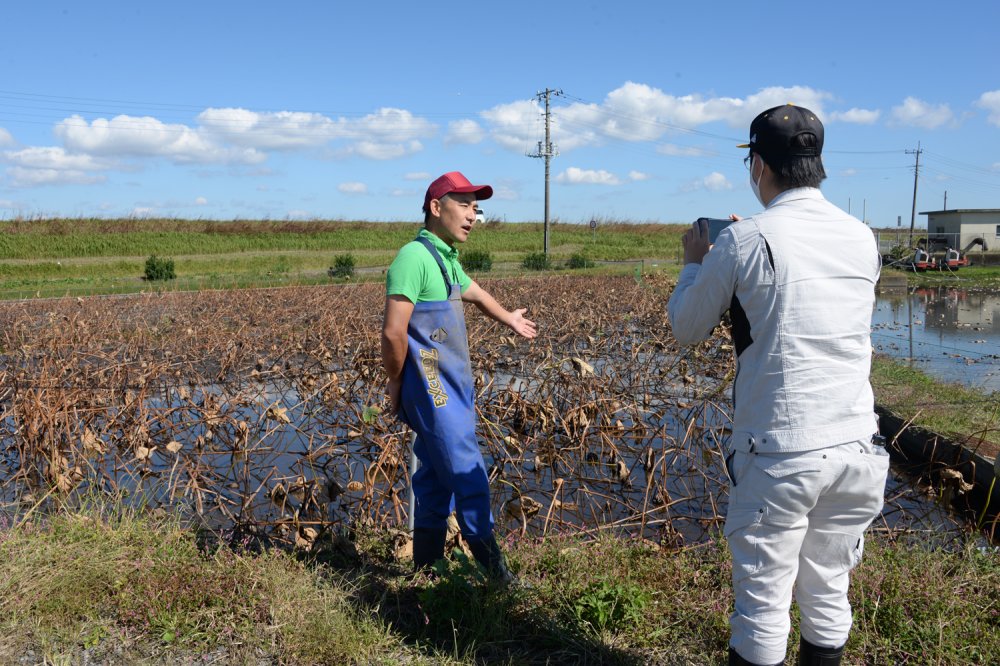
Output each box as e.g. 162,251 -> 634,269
863,442 -> 891,478
752,456 -> 822,527
724,508 -> 765,582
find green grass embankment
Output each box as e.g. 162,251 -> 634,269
2,502 -> 997,665
872,355 -> 1000,451
0,218 -> 685,298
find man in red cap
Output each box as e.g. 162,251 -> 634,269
669,106 -> 889,665
381,171 -> 537,582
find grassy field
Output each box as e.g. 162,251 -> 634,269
872,355 -> 1000,451
4,218 -> 1000,299
0,218 -> 685,298
2,500 -> 997,665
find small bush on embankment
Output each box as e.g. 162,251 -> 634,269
460,249 -> 493,272
143,255 -> 175,281
1,504 -> 997,664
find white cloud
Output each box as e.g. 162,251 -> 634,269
4,146 -> 112,171
335,108 -> 435,159
197,108 -> 341,149
390,188 -> 416,197
890,97 -> 955,129
445,119 -> 485,145
556,167 -> 621,186
657,143 -> 711,157
491,183 -> 519,201
195,196 -> 208,205
841,168 -> 858,177
56,114 -> 266,165
338,181 -> 368,194
481,99 -> 543,152
350,139 -> 422,160
975,90 -> 1000,126
681,172 -> 732,193
0,128 -> 14,147
404,171 -> 431,181
628,170 -> 649,181
129,207 -> 154,217
198,107 -> 436,156
3,146 -> 114,187
702,172 -> 731,191
482,83 -> 833,155
829,108 -> 881,124
5,166 -> 106,187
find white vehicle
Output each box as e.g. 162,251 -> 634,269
475,209 -> 486,224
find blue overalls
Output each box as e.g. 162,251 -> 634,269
399,236 -> 494,540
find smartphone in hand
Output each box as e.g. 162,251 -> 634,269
697,217 -> 733,244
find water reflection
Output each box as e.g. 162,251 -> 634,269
872,287 -> 1000,392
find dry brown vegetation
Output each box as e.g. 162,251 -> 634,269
0,275 -> 966,550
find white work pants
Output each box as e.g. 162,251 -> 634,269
723,438 -> 890,665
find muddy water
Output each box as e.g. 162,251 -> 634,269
873,287 -> 1000,392
1,368 -> 967,549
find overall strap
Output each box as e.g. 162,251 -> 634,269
416,236 -> 454,293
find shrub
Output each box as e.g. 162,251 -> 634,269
522,252 -> 550,271
567,253 -> 595,269
461,249 -> 493,272
143,255 -> 176,281
328,254 -> 355,279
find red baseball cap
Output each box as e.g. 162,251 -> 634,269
422,171 -> 493,214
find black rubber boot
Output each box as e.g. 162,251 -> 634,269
465,535 -> 516,585
412,527 -> 447,571
799,638 -> 845,665
728,647 -> 784,666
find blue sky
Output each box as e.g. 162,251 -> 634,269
1,1 -> 998,227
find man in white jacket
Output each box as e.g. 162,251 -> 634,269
667,105 -> 890,666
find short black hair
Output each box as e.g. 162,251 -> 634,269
758,132 -> 826,189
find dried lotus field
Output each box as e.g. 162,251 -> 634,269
0,274 -> 959,549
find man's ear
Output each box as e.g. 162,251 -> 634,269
428,198 -> 442,218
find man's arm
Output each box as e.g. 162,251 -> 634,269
667,222 -> 739,345
461,281 -> 537,339
381,294 -> 415,412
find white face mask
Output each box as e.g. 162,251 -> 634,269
749,154 -> 765,207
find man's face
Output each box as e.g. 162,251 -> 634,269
429,192 -> 478,245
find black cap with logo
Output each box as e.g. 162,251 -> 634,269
738,104 -> 824,164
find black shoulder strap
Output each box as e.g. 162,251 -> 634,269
415,236 -> 453,292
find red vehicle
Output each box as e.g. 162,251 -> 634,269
942,248 -> 969,270
908,248 -> 937,271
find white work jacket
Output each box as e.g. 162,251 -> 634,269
668,188 -> 880,453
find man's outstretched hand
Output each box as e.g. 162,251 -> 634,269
508,308 -> 537,339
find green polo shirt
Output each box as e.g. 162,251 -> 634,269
386,229 -> 472,303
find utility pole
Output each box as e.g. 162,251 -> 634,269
906,142 -> 922,247
943,190 -> 948,210
527,88 -> 561,258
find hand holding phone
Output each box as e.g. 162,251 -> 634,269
697,217 -> 733,244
